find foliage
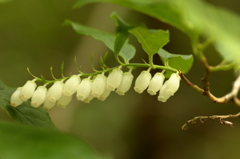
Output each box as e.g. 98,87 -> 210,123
0,122 -> 111,159
1,0 -> 240,158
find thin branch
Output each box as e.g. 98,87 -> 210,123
179,72 -> 227,103
182,112 -> 240,130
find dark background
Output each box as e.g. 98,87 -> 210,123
0,0 -> 240,158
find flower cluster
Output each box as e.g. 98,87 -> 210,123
134,71 -> 181,102
10,68 -> 134,110
10,67 -> 180,110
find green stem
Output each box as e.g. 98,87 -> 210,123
148,54 -> 154,68
33,63 -> 177,84
209,62 -> 236,72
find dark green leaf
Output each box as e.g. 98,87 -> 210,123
111,12 -> 130,58
0,122 -> 111,159
158,49 -> 193,77
63,19 -> 135,62
114,32 -> 129,58
129,25 -> 169,55
0,80 -> 56,129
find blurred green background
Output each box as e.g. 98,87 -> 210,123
1,0 -> 240,158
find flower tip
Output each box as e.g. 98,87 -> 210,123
147,89 -> 156,96
63,91 -> 71,97
134,87 -> 143,94
116,90 -> 124,96
157,96 -> 168,102
106,85 -> 114,91
31,102 -> 40,108
10,103 -> 18,108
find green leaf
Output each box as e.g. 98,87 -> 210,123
0,122 -> 111,159
63,19 -> 135,62
75,0 -> 240,63
129,25 -> 169,55
158,49 -> 193,77
74,0 -> 189,34
0,80 -> 56,129
111,12 -> 130,58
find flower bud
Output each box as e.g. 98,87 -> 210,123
164,73 -> 181,96
46,81 -> 63,103
57,94 -> 72,108
91,74 -> 106,98
10,87 -> 23,107
43,98 -> 56,110
106,68 -> 123,91
76,78 -> 92,101
134,70 -> 152,94
158,81 -> 171,102
63,75 -> 81,96
20,80 -> 37,101
31,86 -> 47,108
147,72 -> 165,95
116,72 -> 134,95
98,89 -> 111,101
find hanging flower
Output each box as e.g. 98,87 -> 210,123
91,73 -> 106,98
10,87 -> 23,107
83,93 -> 94,103
116,72 -> 134,95
106,68 -> 123,91
31,85 -> 47,108
98,89 -> 111,101
46,81 -> 63,103
147,72 -> 165,95
134,70 -> 152,94
76,77 -> 92,101
157,81 -> 171,102
63,75 -> 81,96
157,73 -> 181,102
43,98 -> 56,110
164,73 -> 181,96
20,80 -> 37,101
57,94 -> 72,108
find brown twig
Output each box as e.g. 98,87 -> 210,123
182,112 -> 240,130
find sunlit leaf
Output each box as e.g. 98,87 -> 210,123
130,25 -> 169,55
158,49 -> 193,77
63,19 -> 135,62
75,0 -> 240,63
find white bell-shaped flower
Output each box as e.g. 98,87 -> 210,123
164,73 -> 181,96
63,75 -> 81,96
98,89 -> 111,101
147,72 -> 165,95
116,72 -> 134,95
106,68 -> 123,91
46,81 -> 63,103
20,80 -> 37,101
57,94 -> 72,108
134,70 -> 152,94
10,87 -> 23,107
83,93 -> 94,103
91,73 -> 106,98
31,86 -> 47,108
76,78 -> 92,101
158,81 -> 171,102
43,98 -> 56,110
